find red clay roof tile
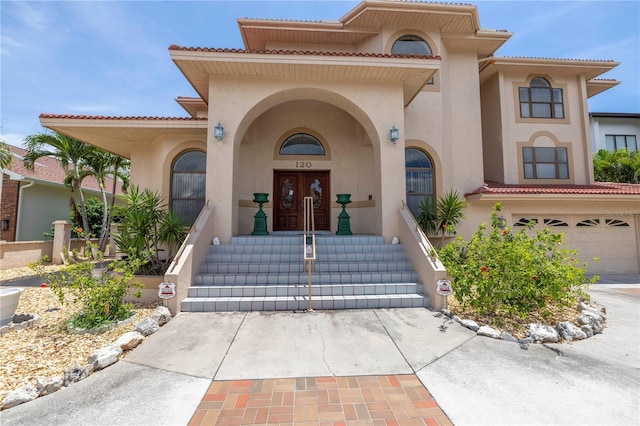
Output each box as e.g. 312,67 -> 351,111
468,181 -> 640,196
39,113 -> 206,121
168,45 -> 441,60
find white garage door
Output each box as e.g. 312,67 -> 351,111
512,215 -> 639,274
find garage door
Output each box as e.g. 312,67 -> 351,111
512,215 -> 639,274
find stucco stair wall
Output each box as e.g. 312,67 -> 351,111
181,235 -> 430,312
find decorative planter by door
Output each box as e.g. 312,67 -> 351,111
252,193 -> 270,235
336,193 -> 352,235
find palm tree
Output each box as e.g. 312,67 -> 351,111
23,131 -> 94,238
0,140 -> 12,170
593,149 -> 640,183
83,150 -> 130,251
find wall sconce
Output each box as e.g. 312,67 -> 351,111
389,125 -> 399,145
214,122 -> 224,143
1,219 -> 9,231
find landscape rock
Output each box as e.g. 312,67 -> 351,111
135,318 -> 159,336
528,323 -> 560,343
477,325 -> 502,339
151,306 -> 172,326
2,385 -> 38,409
36,375 -> 64,396
581,324 -> 594,338
113,331 -> 144,351
556,321 -> 588,341
578,313 -> 605,334
87,345 -> 122,370
64,364 -> 94,386
501,332 -> 519,343
578,302 -> 607,320
459,319 -> 479,332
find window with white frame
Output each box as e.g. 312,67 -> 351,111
519,77 -> 564,119
605,134 -> 637,151
523,147 -> 569,179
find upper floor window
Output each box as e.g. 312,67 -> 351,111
392,35 -> 432,56
523,147 -> 569,179
171,150 -> 206,225
392,35 -> 435,85
279,133 -> 325,155
519,77 -> 564,119
606,134 -> 637,151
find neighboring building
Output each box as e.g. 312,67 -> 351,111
38,0 -> 639,277
590,112 -> 640,152
0,144 -> 123,242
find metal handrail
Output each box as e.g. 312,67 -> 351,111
303,196 -> 316,311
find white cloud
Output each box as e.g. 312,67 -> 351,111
0,133 -> 27,148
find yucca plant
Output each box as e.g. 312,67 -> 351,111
114,185 -> 186,275
416,190 -> 467,248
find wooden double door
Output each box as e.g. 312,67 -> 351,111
273,171 -> 330,231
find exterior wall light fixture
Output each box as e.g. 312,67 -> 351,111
389,125 -> 399,144
214,122 -> 225,143
1,219 -> 8,231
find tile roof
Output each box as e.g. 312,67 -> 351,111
468,181 -> 640,196
40,113 -> 206,121
4,144 -> 124,194
168,45 -> 441,60
498,55 -> 617,63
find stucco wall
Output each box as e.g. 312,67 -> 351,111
17,183 -> 74,241
480,73 -> 504,183
590,116 -> 640,152
499,72 -> 591,185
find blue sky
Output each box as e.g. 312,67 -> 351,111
1,0 -> 639,147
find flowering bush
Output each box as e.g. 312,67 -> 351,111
439,203 -> 597,319
31,249 -> 143,330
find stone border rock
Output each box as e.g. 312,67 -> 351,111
441,300 -> 607,346
1,306 -> 172,410
0,314 -> 40,336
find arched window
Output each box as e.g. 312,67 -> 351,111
405,148 -> 434,217
171,150 -> 206,226
519,77 -> 564,119
391,35 -> 432,55
392,35 -> 434,84
279,133 -> 325,155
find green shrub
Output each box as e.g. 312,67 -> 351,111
439,203 -> 597,319
31,247 -> 143,330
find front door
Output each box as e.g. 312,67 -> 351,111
274,171 -> 330,231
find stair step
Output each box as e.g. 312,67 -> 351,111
199,261 -> 414,274
181,294 -> 430,312
193,272 -> 419,286
208,244 -> 407,255
188,283 -> 423,298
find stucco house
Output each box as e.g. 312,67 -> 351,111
37,0 -> 640,312
590,112 -> 640,152
0,144 -> 123,242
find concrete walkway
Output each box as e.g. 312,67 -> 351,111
1,278 -> 638,425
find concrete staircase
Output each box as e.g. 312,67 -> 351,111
181,234 -> 430,312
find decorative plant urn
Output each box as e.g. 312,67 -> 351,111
253,192 -> 269,204
336,193 -> 352,235
252,193 -> 270,235
336,193 -> 352,205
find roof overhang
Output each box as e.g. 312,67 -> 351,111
586,79 -> 621,98
39,115 -> 208,158
170,48 -> 439,107
340,0 -> 480,34
479,56 -> 620,84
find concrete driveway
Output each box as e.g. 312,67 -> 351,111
1,276 -> 638,425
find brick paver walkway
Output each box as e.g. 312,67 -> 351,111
188,374 -> 452,425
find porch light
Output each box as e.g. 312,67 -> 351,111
389,125 -> 399,144
214,122 -> 224,142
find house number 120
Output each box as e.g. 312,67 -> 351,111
296,162 -> 312,168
